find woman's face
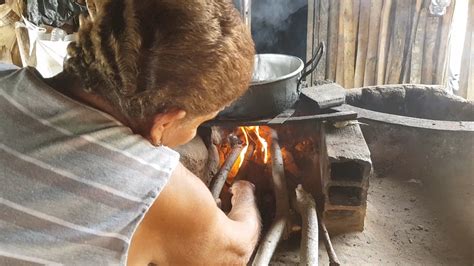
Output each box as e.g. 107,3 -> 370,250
159,111 -> 219,147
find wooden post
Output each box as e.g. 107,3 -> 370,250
402,0 -> 423,83
410,4 -> 428,84
354,0 -> 370,88
434,2 -> 456,85
342,0 -> 355,88
376,0 -> 392,84
421,14 -> 440,84
335,1 -> 345,85
327,0 -> 339,82
363,0 -> 383,86
315,0 -> 329,81
385,0 -> 411,84
307,0 -> 315,84
459,0 -> 474,100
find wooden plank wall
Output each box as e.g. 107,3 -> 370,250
307,0 -> 456,89
459,0 -> 473,100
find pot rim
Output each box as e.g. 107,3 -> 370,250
250,54 -> 304,85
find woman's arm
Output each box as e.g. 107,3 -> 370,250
127,163 -> 261,265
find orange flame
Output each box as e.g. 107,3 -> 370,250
228,127 -> 248,180
254,126 -> 269,164
237,127 -> 249,169
228,126 -> 270,180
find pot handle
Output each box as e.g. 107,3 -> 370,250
297,42 -> 325,89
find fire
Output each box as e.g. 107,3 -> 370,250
249,126 -> 269,164
228,126 -> 270,180
237,127 -> 249,169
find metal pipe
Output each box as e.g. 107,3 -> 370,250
239,0 -> 251,31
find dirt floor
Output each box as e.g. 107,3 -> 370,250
271,174 -> 473,265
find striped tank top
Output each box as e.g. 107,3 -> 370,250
0,66 -> 180,265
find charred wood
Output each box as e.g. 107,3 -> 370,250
252,129 -> 291,266
210,141 -> 243,200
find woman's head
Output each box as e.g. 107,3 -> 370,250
65,0 -> 254,146
65,0 -> 254,142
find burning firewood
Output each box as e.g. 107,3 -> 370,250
210,137 -> 243,200
233,143 -> 255,182
294,185 -> 319,266
252,129 -> 291,266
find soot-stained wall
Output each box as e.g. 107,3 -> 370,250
234,0 -> 308,61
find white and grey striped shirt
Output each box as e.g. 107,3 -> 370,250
0,66 -> 180,265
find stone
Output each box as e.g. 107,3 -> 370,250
173,135 -> 209,183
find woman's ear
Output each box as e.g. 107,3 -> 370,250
149,109 -> 186,145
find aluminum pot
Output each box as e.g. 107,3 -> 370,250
218,43 -> 324,120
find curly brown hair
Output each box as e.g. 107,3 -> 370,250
64,0 -> 254,120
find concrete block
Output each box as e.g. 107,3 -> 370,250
320,121 -> 372,234
322,207 -> 367,233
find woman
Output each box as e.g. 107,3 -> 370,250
0,0 -> 260,265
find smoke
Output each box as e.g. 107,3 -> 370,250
250,0 -> 307,49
